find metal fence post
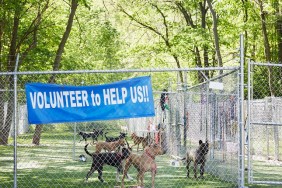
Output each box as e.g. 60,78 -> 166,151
247,59 -> 252,184
239,34 -> 245,188
14,53 -> 20,188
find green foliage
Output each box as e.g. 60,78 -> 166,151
0,0 -> 281,96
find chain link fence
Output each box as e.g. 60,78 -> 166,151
0,61 -> 244,187
247,61 -> 282,185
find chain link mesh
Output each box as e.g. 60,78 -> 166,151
248,62 -> 282,185
0,68 -> 241,188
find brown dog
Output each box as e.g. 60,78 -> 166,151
95,138 -> 125,153
184,140 -> 209,179
121,144 -> 164,188
130,133 -> 148,152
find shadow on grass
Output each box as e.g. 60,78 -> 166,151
1,131 -> 282,188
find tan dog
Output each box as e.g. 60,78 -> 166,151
95,138 -> 125,153
130,133 -> 148,152
121,144 -> 164,188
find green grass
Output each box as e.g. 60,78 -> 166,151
0,129 -> 281,188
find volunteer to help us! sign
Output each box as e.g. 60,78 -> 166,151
25,76 -> 155,124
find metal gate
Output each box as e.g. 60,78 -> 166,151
0,66 -> 246,188
247,61 -> 282,185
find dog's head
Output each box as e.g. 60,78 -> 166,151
130,133 -> 136,139
121,147 -> 131,159
78,131 -> 83,136
146,143 -> 165,157
119,132 -> 127,138
198,140 -> 209,155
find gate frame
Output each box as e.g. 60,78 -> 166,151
247,60 -> 282,185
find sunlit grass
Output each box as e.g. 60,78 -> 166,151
0,130 -> 281,188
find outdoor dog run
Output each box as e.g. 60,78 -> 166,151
1,60 -> 282,188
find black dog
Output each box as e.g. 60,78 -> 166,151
183,140 -> 209,179
78,129 -> 104,143
93,128 -> 104,139
84,144 -> 131,182
78,131 -> 99,143
105,132 -> 127,142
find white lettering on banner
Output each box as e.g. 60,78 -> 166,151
50,92 -> 56,108
137,86 -> 143,102
57,92 -> 64,108
81,90 -> 89,106
44,92 -> 50,108
29,85 -> 149,109
91,91 -> 101,106
130,85 -> 149,103
29,90 -> 89,109
121,87 -> 127,103
103,87 -> 128,105
37,92 -> 44,109
62,91 -> 70,107
69,91 -> 76,107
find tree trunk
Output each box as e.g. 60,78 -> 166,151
176,1 -> 209,82
258,0 -> 274,96
242,0 -> 249,59
0,6 -> 19,145
207,0 -> 223,74
32,0 -> 78,145
32,124 -> 43,145
275,0 -> 282,86
200,1 -> 210,78
48,0 -> 78,84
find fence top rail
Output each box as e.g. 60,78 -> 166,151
250,61 -> 282,67
0,66 -> 239,76
187,68 -> 239,90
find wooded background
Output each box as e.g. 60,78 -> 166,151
0,0 -> 281,145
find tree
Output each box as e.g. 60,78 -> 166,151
0,0 -> 50,145
32,0 -> 79,145
118,1 -> 184,82
175,0 -> 210,82
207,0 -> 223,74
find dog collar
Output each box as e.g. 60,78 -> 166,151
145,149 -> 155,160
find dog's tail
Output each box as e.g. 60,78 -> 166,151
84,144 -> 92,157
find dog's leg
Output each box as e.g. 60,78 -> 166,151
121,159 -> 132,187
186,159 -> 191,178
85,165 -> 96,182
116,165 -> 123,182
151,170 -> 156,188
97,166 -> 104,183
200,162 -> 205,178
138,171 -> 145,187
193,162 -> 197,179
126,173 -> 133,181
136,170 -> 141,185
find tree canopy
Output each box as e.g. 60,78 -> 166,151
0,0 -> 281,144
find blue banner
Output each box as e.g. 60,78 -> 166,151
25,76 -> 155,124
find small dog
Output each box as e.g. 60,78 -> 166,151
121,143 -> 164,188
78,131 -> 99,143
95,138 -> 125,153
183,140 -> 209,179
130,133 -> 148,152
93,128 -> 104,139
84,144 -> 131,182
105,132 -> 127,142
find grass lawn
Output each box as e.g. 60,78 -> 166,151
0,130 -> 281,188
